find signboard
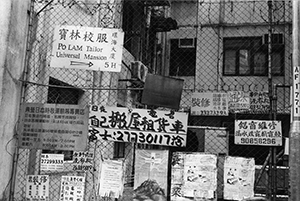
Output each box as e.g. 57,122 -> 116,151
89,105 -> 188,147
224,156 -> 255,200
72,151 -> 94,171
99,160 -> 124,198
40,154 -> 64,171
249,91 -> 270,114
19,103 -> 88,150
191,92 -> 228,116
171,152 -> 217,201
234,120 -> 282,146
293,66 -> 300,118
26,175 -> 49,200
50,25 -> 124,72
228,91 -> 250,112
60,176 -> 85,201
133,150 -> 169,201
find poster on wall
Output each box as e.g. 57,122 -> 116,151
60,176 -> 85,201
50,25 -> 124,72
89,105 -> 188,147
223,156 -> 255,200
98,159 -> 124,198
72,151 -> 94,171
235,120 -> 282,146
26,175 -> 49,200
133,149 -> 169,201
249,91 -> 270,114
171,152 -> 218,201
40,154 -> 64,171
228,91 -> 250,112
191,92 -> 228,116
18,103 -> 88,151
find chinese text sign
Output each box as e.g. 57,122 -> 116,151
40,154 -> 64,171
26,175 -> 49,200
50,25 -> 124,72
235,120 -> 282,146
89,105 -> 188,147
19,103 -> 88,150
60,176 -> 85,201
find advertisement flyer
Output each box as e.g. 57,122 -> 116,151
26,175 -> 49,200
40,154 -> 64,171
72,151 -> 94,171
133,149 -> 169,201
223,156 -> 255,200
98,159 -> 124,198
60,176 -> 85,201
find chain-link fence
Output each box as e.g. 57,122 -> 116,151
13,0 -> 292,200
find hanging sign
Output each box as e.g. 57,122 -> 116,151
60,176 -> 85,201
191,92 -> 228,116
40,154 -> 64,171
89,105 -> 188,147
18,103 -> 88,151
234,120 -> 282,146
26,175 -> 49,200
224,156 -> 255,200
50,25 -> 124,72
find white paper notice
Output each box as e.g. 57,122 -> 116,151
26,175 -> 49,200
60,176 -> 85,201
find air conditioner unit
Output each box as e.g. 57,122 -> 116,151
263,33 -> 284,45
178,38 -> 195,48
130,61 -> 148,83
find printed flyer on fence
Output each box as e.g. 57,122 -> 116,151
223,156 -> 255,200
26,175 -> 49,200
60,176 -> 85,201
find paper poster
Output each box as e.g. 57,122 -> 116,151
133,149 -> 169,201
26,175 -> 49,200
228,91 -> 250,112
170,152 -> 217,201
89,105 -> 188,147
235,120 -> 282,146
72,151 -> 94,171
191,92 -> 228,116
98,159 -> 124,198
223,156 -> 255,200
40,154 -> 64,171
60,176 -> 85,201
249,91 -> 270,114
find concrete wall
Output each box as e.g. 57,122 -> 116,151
0,0 -> 29,200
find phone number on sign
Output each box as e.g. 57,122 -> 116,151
238,138 -> 278,145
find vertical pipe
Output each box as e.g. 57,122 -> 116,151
289,0 -> 300,200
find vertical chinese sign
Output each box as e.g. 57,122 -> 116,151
235,120 -> 282,146
191,92 -> 228,116
171,152 -> 218,201
26,175 -> 49,200
18,103 -> 88,150
72,151 -> 94,172
60,176 -> 85,201
133,150 -> 169,201
50,25 -> 124,72
223,156 -> 255,200
89,105 -> 188,147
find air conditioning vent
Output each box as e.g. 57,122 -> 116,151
263,33 -> 284,45
178,38 -> 195,48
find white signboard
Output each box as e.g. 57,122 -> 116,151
293,66 -> 300,118
224,156 -> 255,200
99,160 -> 124,198
50,25 -> 124,72
89,105 -> 188,147
191,92 -> 228,116
228,91 -> 250,112
40,154 -> 64,171
235,120 -> 282,146
72,151 -> 94,171
60,176 -> 85,201
26,175 -> 49,200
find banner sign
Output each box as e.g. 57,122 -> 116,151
224,156 -> 255,200
89,105 -> 188,147
228,91 -> 250,112
234,120 -> 282,146
60,176 -> 85,201
99,160 -> 124,198
72,151 -> 94,171
26,175 -> 49,200
171,152 -> 217,200
40,154 -> 64,171
19,103 -> 88,151
191,92 -> 228,116
50,25 -> 124,72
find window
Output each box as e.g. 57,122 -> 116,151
223,36 -> 284,76
42,77 -> 84,161
113,142 -> 125,158
169,38 -> 196,76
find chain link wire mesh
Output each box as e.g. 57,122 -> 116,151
13,0 -> 292,200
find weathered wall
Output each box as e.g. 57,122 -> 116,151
0,0 -> 29,200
